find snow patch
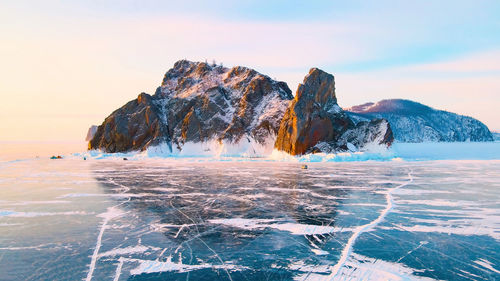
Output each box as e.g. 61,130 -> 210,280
98,245 -> 152,258
0,210 -> 88,217
128,256 -> 247,275
208,218 -> 352,235
335,253 -> 436,281
474,259 -> 500,274
311,248 -> 329,255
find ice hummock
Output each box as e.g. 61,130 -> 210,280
77,141 -> 500,162
81,139 -> 396,162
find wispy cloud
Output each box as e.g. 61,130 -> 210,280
337,51 -> 500,130
398,50 -> 500,74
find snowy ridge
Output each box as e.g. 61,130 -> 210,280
346,99 -> 493,142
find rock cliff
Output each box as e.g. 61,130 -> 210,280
88,93 -> 167,152
274,68 -> 393,155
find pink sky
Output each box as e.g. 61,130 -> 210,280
0,1 -> 498,143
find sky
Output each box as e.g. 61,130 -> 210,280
0,0 -> 499,143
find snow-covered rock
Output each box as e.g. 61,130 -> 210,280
346,99 -> 493,142
89,60 -> 293,153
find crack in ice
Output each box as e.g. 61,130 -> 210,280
113,257 -> 124,281
169,200 -> 234,281
85,205 -> 125,281
328,171 -> 414,279
396,241 -> 428,263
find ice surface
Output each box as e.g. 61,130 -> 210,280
390,141 -> 500,160
0,158 -> 499,280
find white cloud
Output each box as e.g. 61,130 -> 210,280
393,50 -> 500,74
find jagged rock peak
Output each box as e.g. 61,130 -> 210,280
274,68 -> 355,155
158,60 -> 292,100
296,68 -> 337,104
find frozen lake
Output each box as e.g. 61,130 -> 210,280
0,158 -> 499,280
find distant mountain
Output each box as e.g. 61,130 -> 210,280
85,125 -> 98,142
346,99 -> 493,142
88,60 -> 393,155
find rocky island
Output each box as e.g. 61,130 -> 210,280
88,60 -> 393,156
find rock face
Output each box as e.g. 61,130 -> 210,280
89,93 -> 167,152
346,99 -> 493,142
274,68 -> 393,155
313,119 -> 394,153
90,60 -> 293,153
